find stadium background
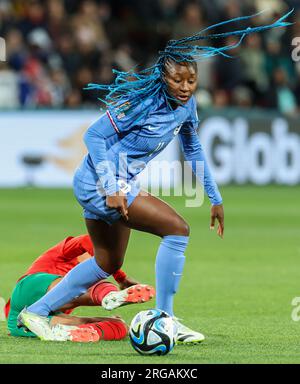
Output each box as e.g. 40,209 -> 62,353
0,0 -> 300,364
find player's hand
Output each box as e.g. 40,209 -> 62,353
106,191 -> 129,220
210,204 -> 224,239
118,276 -> 140,290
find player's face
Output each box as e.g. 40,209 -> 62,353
164,61 -> 198,105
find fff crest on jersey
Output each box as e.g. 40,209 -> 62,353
116,101 -> 131,120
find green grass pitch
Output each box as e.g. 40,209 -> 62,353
0,186 -> 299,364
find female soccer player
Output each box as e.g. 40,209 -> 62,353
7,234 -> 154,342
19,11 -> 293,343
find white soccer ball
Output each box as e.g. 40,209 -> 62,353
129,309 -> 176,356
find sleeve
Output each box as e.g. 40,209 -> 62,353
107,97 -> 152,133
78,235 -> 94,256
61,235 -> 94,261
85,99 -> 152,194
178,121 -> 223,206
84,113 -> 120,195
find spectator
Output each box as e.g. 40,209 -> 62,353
214,36 -> 245,92
6,28 -> 27,71
46,0 -> 68,43
194,88 -> 213,109
172,2 -> 207,39
265,37 -> 295,83
266,67 -> 298,116
65,88 -> 82,109
56,33 -> 82,75
232,86 -> 254,108
0,62 -> 20,108
0,0 -> 297,112
17,0 -> 46,38
240,34 -> 269,100
21,57 -> 53,107
114,43 -> 137,72
212,89 -> 230,108
48,68 -> 71,107
0,0 -> 14,35
74,66 -> 95,105
71,0 -> 110,53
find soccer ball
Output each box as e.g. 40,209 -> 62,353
129,309 -> 176,356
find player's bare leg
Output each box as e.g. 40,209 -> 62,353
19,191 -> 199,343
84,200 -> 202,343
84,220 -> 155,308
123,190 -> 190,237
120,190 -> 205,344
85,218 -> 131,274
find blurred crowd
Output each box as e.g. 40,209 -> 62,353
0,0 -> 300,115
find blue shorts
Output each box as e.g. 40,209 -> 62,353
73,172 -> 140,225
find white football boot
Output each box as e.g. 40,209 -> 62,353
18,308 -> 99,342
173,317 -> 205,344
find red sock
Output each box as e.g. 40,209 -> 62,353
89,281 -> 118,306
80,319 -> 128,340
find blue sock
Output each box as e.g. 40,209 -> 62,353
28,257 -> 110,316
155,235 -> 189,317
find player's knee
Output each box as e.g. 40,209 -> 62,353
170,218 -> 190,236
93,250 -> 123,275
94,257 -> 122,275
181,221 -> 190,236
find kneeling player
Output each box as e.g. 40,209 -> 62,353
5,234 -> 155,342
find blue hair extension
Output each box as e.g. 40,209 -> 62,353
159,8 -> 294,62
85,9 -> 294,117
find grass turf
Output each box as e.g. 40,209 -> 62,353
0,186 -> 299,364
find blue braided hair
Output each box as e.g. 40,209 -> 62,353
85,9 -> 293,116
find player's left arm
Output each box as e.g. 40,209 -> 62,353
178,121 -> 224,238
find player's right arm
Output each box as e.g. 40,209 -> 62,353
84,114 -> 128,219
84,115 -> 118,195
